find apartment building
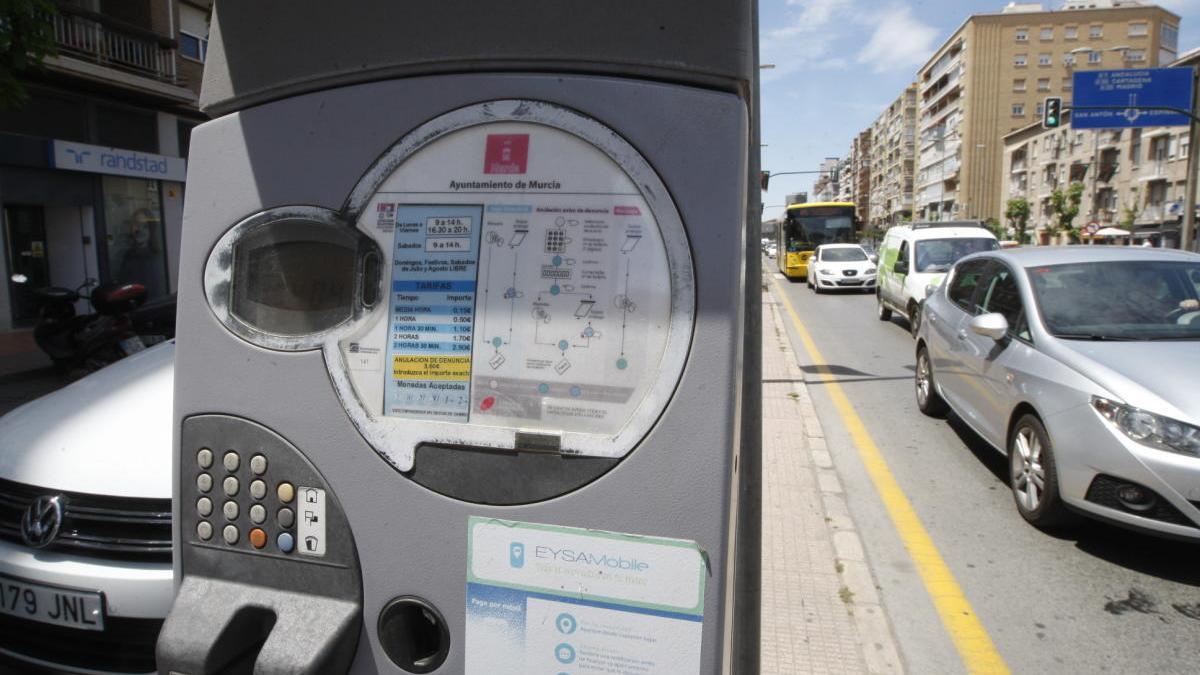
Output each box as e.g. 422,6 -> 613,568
812,157 -> 841,202
868,85 -> 919,226
1003,54 -> 1198,246
851,130 -> 873,222
836,155 -> 855,203
916,0 -> 1180,224
0,0 -> 211,332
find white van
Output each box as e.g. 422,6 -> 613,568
875,221 -> 999,335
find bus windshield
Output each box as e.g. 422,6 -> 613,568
784,206 -> 857,252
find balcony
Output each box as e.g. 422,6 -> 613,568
44,7 -> 195,102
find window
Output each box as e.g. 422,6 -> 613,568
1169,136 -> 1178,159
1038,78 -> 1050,92
1040,27 -> 1054,41
102,176 -> 169,300
1036,102 -> 1045,117
1016,28 -> 1029,42
980,264 -> 1031,341
1130,130 -> 1142,167
1014,78 -> 1027,92
1013,103 -> 1026,117
1062,77 -> 1073,91
948,259 -> 992,312
179,32 -> 207,62
1014,54 -> 1028,67
1038,53 -> 1052,66
1065,26 -> 1079,40
1089,25 -> 1103,39
1088,50 -> 1102,64
1162,24 -> 1180,50
1128,22 -> 1148,37
1125,49 -> 1146,62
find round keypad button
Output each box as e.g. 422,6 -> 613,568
223,500 -> 239,521
197,448 -> 213,469
197,497 -> 213,517
249,528 -> 267,549
197,473 -> 213,493
277,507 -> 295,528
223,476 -> 239,497
223,451 -> 240,472
277,532 -> 295,553
249,504 -> 267,524
277,482 -> 295,503
250,480 -> 267,500
197,521 -> 213,541
223,525 -> 239,545
250,454 -> 268,475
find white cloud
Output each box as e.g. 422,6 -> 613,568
856,6 -> 940,73
761,0 -> 858,77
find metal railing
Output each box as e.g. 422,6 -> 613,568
52,10 -> 180,85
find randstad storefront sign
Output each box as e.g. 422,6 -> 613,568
50,140 -> 187,182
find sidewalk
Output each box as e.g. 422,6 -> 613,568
759,285 -> 903,675
0,329 -> 61,415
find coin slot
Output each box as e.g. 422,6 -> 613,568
377,597 -> 450,674
207,605 -> 278,675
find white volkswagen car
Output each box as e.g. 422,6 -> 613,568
807,244 -> 877,293
0,342 -> 173,674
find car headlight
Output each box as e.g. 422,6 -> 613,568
864,267 -> 877,275
1092,397 -> 1200,457
819,268 -> 836,276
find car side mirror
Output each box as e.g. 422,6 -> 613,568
894,260 -> 909,275
924,283 -> 940,299
869,254 -> 878,264
968,313 -> 1009,341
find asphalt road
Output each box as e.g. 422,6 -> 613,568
769,262 -> 1200,675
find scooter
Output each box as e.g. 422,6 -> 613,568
11,275 -> 174,373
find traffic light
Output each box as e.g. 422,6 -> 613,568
1043,97 -> 1063,129
760,170 -> 770,191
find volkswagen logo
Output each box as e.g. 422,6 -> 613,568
20,495 -> 65,549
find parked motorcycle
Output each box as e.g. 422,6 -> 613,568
10,275 -> 176,374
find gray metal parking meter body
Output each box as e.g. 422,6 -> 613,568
158,3 -> 754,673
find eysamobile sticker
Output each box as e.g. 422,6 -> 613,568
466,517 -> 706,674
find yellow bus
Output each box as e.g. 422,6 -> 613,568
776,202 -> 859,280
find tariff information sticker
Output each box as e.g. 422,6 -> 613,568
466,517 -> 705,674
384,205 -> 484,421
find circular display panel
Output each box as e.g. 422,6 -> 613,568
205,101 -> 694,473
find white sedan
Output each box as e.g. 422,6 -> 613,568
0,342 -> 173,674
807,243 -> 878,293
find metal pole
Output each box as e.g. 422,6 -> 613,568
1182,67 -> 1199,251
1091,128 -> 1099,242
732,1 -> 762,672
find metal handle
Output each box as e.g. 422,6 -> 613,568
957,330 -> 967,340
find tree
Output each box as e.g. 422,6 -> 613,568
0,0 -> 58,111
1049,182 -> 1085,243
983,218 -> 1006,240
1005,197 -> 1031,245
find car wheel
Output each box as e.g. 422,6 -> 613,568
908,301 -> 922,338
1009,415 -> 1073,529
877,294 -> 892,321
914,346 -> 947,417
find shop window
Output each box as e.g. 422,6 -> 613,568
95,104 -> 158,154
102,176 -> 169,299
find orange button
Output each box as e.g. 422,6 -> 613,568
249,528 -> 267,549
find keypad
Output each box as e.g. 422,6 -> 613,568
192,444 -> 300,557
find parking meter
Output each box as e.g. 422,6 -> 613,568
158,2 -> 755,673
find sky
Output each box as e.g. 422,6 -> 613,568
758,0 -> 1200,221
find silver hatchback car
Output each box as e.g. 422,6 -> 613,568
915,247 -> 1200,540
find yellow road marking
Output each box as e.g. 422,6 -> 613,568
771,277 -> 1010,675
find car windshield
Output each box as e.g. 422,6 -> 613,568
914,238 -> 998,273
1028,260 -> 1200,341
821,248 -> 867,262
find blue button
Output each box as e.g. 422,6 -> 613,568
278,532 -> 295,553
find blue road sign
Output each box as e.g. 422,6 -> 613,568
1072,67 -> 1194,129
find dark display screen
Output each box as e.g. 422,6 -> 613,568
232,236 -> 356,336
